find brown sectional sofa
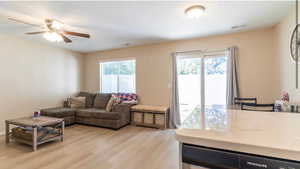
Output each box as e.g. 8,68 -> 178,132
40,107 -> 77,125
41,92 -> 132,130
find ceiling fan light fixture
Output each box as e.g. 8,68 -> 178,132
43,32 -> 63,42
51,19 -> 64,30
185,5 -> 205,19
9,17 -> 90,44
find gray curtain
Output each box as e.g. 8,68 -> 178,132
226,47 -> 240,106
169,53 -> 181,129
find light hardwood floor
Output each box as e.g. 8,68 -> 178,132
0,125 -> 179,169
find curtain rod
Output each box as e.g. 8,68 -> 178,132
172,47 -> 233,56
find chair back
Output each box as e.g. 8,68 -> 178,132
241,103 -> 275,112
234,97 -> 257,105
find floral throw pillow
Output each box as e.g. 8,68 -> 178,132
106,95 -> 121,112
113,93 -> 138,104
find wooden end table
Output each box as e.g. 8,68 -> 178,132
5,116 -> 64,151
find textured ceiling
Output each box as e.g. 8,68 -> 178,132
0,1 -> 293,53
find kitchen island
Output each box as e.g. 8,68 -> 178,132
175,108 -> 300,169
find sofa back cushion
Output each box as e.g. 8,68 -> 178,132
69,97 -> 86,108
94,93 -> 111,109
78,92 -> 96,108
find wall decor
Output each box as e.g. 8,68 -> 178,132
290,0 -> 299,88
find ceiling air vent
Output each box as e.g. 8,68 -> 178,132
231,25 -> 247,30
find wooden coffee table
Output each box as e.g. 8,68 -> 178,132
5,116 -> 64,151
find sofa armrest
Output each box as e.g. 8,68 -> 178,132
112,103 -> 132,123
112,103 -> 131,113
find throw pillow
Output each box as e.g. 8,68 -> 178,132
122,100 -> 138,105
106,95 -> 121,112
69,97 -> 86,108
111,94 -> 122,104
114,93 -> 138,103
77,92 -> 96,108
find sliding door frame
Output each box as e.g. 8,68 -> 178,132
176,49 -> 229,118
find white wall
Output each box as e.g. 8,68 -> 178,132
0,34 -> 83,133
275,5 -> 300,103
84,27 -> 278,106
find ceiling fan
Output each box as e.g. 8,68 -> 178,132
8,18 -> 90,43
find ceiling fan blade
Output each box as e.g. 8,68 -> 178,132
63,31 -> 90,38
8,17 -> 41,27
25,31 -> 47,35
59,33 -> 72,43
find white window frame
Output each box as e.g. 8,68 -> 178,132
99,58 -> 136,93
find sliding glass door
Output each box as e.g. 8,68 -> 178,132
177,57 -> 203,127
204,55 -> 227,109
177,52 -> 227,128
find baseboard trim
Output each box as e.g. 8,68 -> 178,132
0,132 -> 5,136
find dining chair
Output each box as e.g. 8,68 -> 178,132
241,103 -> 275,112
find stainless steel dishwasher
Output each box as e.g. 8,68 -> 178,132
180,143 -> 300,169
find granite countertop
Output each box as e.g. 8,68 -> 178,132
175,108 -> 300,161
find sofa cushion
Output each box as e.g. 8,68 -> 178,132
41,107 -> 76,117
76,108 -> 120,120
94,94 -> 111,109
78,92 -> 96,108
69,97 -> 86,108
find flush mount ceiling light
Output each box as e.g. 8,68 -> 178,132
185,5 -> 205,19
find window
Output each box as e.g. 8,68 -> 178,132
100,59 -> 136,93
